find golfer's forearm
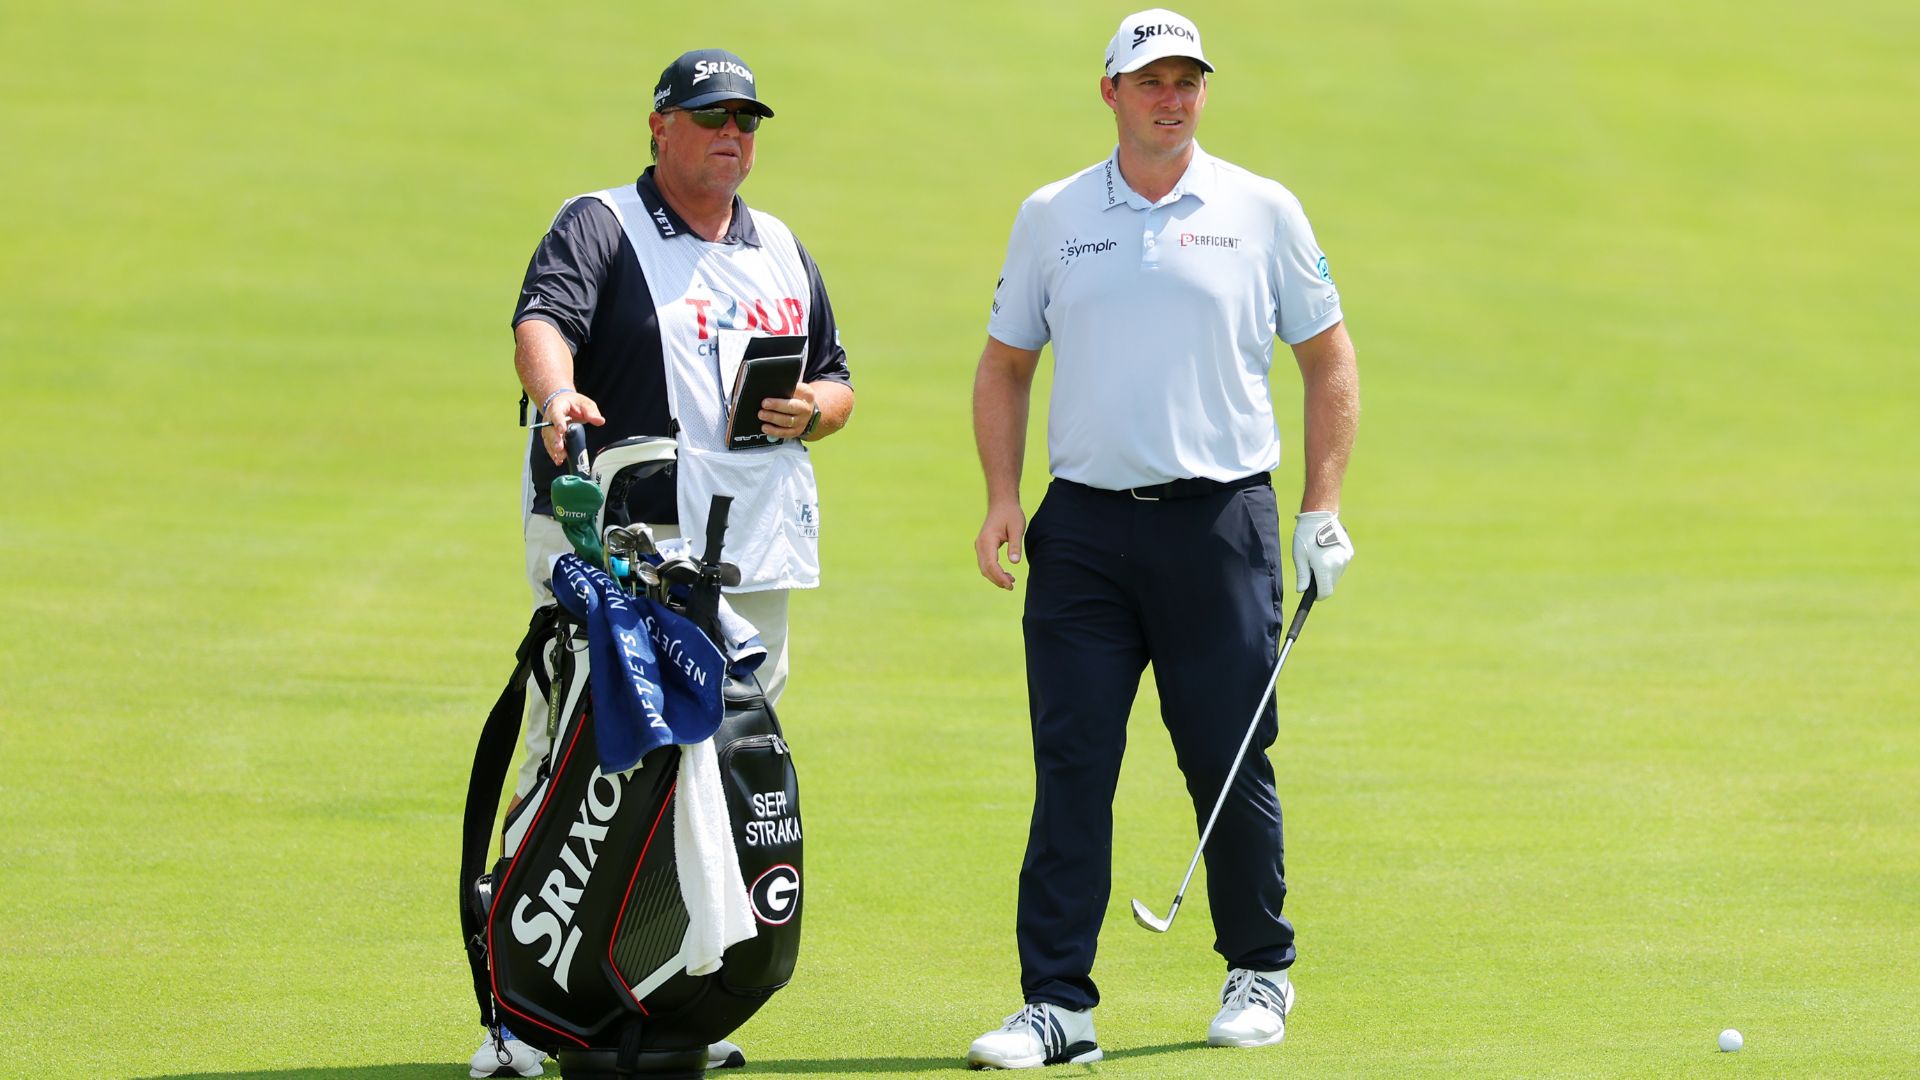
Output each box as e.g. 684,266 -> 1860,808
974,343 -> 1039,505
1300,384 -> 1356,511
975,394 -> 1027,505
515,318 -> 577,406
1295,325 -> 1359,513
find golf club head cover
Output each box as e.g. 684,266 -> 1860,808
551,474 -> 607,568
1292,510 -> 1353,598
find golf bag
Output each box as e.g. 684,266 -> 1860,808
460,438 -> 803,1080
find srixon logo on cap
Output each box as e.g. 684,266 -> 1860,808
691,59 -> 753,85
1132,21 -> 1198,47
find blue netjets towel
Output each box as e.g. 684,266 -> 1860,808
551,555 -> 726,773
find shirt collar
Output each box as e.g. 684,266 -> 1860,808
635,167 -> 761,246
1100,144 -> 1216,211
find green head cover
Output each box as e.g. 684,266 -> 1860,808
550,474 -> 606,568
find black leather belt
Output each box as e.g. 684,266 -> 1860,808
1062,472 -> 1271,501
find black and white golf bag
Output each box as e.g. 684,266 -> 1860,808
460,439 -> 803,1080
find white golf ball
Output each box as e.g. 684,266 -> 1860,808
1718,1028 -> 1743,1052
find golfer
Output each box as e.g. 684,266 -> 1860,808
967,8 -> 1358,1068
478,47 -> 854,1078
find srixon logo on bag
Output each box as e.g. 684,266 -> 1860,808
510,768 -> 628,991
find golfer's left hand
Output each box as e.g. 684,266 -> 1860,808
1292,510 -> 1353,598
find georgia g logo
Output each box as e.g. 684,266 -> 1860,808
749,864 -> 801,926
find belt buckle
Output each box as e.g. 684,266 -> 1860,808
1128,486 -> 1161,502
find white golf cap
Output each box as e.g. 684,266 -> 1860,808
1104,8 -> 1214,78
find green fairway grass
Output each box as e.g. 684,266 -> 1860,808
3,1 -> 1915,1077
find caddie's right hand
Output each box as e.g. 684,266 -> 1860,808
975,502 -> 1027,591
1292,510 -> 1354,598
540,392 -> 606,465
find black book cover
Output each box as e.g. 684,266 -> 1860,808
726,335 -> 806,450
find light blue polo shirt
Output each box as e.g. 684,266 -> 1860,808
988,145 -> 1343,491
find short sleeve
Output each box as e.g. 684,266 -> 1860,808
795,239 -> 852,387
1273,196 -> 1343,346
985,200 -> 1050,350
512,198 -> 623,352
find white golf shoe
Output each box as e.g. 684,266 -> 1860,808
1207,968 -> 1296,1048
967,1002 -> 1102,1069
707,1038 -> 746,1069
470,1024 -> 545,1078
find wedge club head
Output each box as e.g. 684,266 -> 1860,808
1131,897 -> 1175,934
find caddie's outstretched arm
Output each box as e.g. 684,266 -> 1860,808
973,336 -> 1043,590
515,318 -> 605,464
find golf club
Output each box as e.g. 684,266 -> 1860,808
1132,579 -> 1319,934
603,524 -> 657,593
551,424 -> 607,567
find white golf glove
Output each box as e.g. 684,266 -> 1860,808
1292,511 -> 1353,598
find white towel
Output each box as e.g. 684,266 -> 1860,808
674,739 -> 757,975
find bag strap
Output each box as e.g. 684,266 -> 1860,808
460,605 -> 559,1027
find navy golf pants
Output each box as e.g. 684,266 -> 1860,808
1018,477 -> 1295,1011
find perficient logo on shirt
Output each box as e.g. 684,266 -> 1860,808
1059,237 -> 1118,265
1179,232 -> 1242,249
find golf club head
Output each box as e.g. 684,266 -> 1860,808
657,556 -> 703,587
1131,898 -> 1173,934
603,525 -> 645,561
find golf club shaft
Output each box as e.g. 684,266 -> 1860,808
1159,582 -> 1318,919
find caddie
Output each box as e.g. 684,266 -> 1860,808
477,46 -> 855,1079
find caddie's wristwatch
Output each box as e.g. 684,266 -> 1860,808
801,404 -> 822,438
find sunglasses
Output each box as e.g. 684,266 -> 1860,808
679,107 -> 764,133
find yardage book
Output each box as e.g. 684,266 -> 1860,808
722,334 -> 806,450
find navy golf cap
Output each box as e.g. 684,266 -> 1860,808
652,48 -> 775,117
